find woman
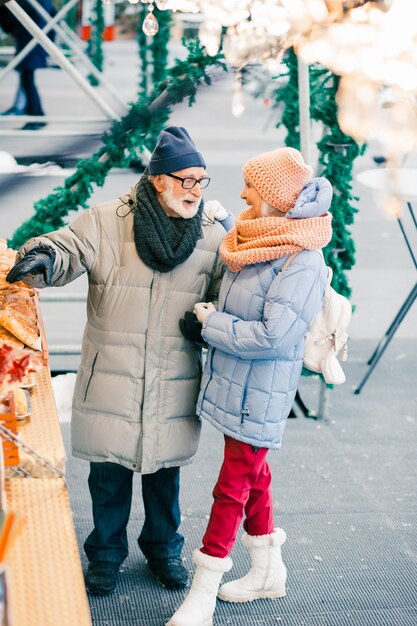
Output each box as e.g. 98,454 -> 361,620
168,147 -> 333,626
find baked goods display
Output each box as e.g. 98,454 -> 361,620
0,239 -> 42,417
0,239 -> 40,351
0,343 -> 41,415
12,387 -> 30,419
19,372 -> 37,389
0,326 -> 24,349
0,309 -> 39,350
0,246 -> 90,626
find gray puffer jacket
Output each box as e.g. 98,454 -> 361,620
18,190 -> 226,473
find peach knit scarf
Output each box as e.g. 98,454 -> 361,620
220,208 -> 333,272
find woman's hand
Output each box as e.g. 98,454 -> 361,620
193,302 -> 215,324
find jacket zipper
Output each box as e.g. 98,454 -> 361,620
202,273 -> 239,407
201,347 -> 215,401
143,273 -> 155,400
222,272 -> 239,310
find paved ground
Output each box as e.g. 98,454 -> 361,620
60,332 -> 417,626
1,37 -> 417,626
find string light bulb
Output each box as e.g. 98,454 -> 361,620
99,0 -> 417,166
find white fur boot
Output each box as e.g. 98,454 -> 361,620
218,528 -> 287,603
166,549 -> 233,626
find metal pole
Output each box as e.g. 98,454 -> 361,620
297,58 -> 311,165
0,114 -> 108,123
145,35 -> 152,98
298,56 -> 328,416
3,1 -> 120,120
0,128 -> 102,136
26,0 -> 128,112
48,345 -> 82,355
317,378 -> 329,421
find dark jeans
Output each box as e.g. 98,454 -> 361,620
20,69 -> 44,116
84,462 -> 184,566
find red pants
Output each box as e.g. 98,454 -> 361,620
201,435 -> 274,558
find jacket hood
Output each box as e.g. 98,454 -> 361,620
286,177 -> 333,219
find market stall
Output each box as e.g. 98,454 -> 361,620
0,239 -> 91,626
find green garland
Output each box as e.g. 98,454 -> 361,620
8,39 -> 226,251
312,72 -> 365,298
274,49 -> 301,150
274,48 -> 364,298
86,0 -> 104,87
137,7 -> 173,148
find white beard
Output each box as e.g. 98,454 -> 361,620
161,186 -> 201,219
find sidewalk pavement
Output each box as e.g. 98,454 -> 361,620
61,331 -> 417,625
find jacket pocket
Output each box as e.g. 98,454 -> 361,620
79,345 -> 140,421
83,351 -> 98,401
240,361 -> 253,421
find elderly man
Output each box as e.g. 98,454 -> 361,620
7,126 -> 232,595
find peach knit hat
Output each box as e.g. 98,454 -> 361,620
243,147 -> 313,213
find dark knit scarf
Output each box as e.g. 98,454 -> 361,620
133,170 -> 204,273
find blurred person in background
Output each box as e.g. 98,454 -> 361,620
0,0 -> 56,129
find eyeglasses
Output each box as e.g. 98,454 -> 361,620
166,173 -> 211,189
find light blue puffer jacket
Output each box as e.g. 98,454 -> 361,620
196,178 -> 332,450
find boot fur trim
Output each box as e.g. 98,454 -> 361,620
192,549 -> 233,572
242,527 -> 286,549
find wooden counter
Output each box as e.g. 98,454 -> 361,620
5,478 -> 91,626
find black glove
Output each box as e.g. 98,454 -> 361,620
179,310 -> 208,348
6,248 -> 55,285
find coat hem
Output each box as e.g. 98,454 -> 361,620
198,411 -> 283,450
72,449 -> 195,474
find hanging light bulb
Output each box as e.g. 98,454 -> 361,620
199,19 -> 222,56
143,3 -> 159,36
336,74 -> 378,143
155,0 -> 170,8
383,194 -> 402,219
128,0 -> 140,4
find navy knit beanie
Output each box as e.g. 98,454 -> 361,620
149,126 -> 206,175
